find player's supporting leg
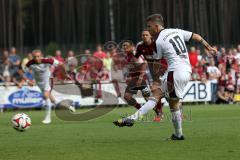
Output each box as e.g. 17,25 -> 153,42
42,97 -> 52,124
92,81 -> 99,103
124,92 -> 141,109
97,81 -> 102,99
167,71 -> 190,140
169,100 -> 184,140
112,79 -> 121,97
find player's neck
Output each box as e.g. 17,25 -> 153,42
154,27 -> 165,40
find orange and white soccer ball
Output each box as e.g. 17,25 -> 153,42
12,113 -> 31,131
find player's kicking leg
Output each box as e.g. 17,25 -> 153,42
113,82 -> 164,127
49,94 -> 76,112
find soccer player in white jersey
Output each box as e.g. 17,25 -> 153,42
26,50 -> 75,124
114,14 -> 217,140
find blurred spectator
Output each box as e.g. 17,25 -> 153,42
196,49 -> 202,61
75,68 -> 87,83
67,65 -> 77,81
235,65 -> 240,88
53,50 -> 66,81
0,50 -> 9,63
216,86 -> 234,104
23,68 -> 35,86
226,49 -> 236,72
8,47 -> 21,76
200,72 -> 208,83
101,67 -> 110,81
93,44 -> 106,59
192,67 -> 201,81
66,50 -> 78,67
236,44 -> 240,63
189,46 -> 198,68
207,58 -> 221,103
21,53 -> 33,69
103,52 -> 113,71
12,69 -> 25,88
80,49 -> 91,65
54,50 -> 65,63
0,58 -> 11,85
196,61 -> 205,78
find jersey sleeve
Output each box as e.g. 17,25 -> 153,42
178,29 -> 193,42
41,58 -> 59,67
26,60 -> 35,68
52,59 -> 60,67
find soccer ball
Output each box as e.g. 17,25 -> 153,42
12,113 -> 31,132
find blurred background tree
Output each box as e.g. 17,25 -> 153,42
0,0 -> 239,53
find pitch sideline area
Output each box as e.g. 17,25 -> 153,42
0,104 -> 239,160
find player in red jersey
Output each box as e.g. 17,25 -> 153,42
135,29 -> 168,122
121,40 -> 151,111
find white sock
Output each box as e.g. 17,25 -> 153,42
171,110 -> 183,137
45,99 -> 52,119
127,99 -> 157,121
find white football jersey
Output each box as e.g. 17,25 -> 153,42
26,58 -> 59,83
155,28 -> 192,73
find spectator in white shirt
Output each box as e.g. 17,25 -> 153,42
207,58 -> 221,103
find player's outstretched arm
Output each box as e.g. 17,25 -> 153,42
191,33 -> 217,54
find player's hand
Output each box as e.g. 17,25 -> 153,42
206,45 -> 217,55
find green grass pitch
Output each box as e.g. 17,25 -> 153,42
0,104 -> 240,160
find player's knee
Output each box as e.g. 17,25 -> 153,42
151,90 -> 164,101
124,93 -> 132,102
169,99 -> 181,111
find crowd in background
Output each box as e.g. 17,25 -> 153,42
1,44 -> 240,104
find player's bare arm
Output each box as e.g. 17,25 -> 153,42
191,33 -> 217,54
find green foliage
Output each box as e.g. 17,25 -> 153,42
45,42 -> 59,56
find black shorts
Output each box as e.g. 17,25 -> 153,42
125,80 -> 150,97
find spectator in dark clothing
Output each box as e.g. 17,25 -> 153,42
12,69 -> 25,88
8,47 -> 21,76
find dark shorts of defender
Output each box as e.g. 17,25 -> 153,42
125,79 -> 150,97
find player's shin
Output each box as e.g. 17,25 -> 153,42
127,97 -> 157,121
171,106 -> 183,138
124,94 -> 141,109
42,98 -> 52,123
